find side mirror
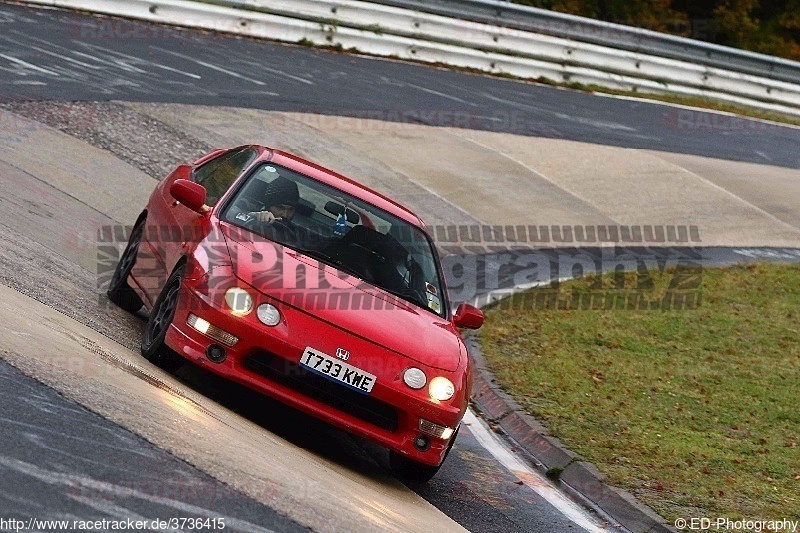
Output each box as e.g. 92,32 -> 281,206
453,302 -> 484,330
170,179 -> 207,214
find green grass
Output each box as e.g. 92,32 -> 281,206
533,77 -> 800,127
478,263 -> 800,521
583,86 -> 800,127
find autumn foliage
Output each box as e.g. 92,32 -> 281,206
511,0 -> 800,61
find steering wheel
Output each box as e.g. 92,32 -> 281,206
239,212 -> 296,239
270,217 -> 298,238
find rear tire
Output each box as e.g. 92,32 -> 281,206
390,427 -> 460,483
141,264 -> 185,372
107,219 -> 145,313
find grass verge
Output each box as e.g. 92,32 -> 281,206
553,80 -> 800,128
478,263 -> 800,521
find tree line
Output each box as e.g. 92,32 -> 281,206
510,0 -> 800,60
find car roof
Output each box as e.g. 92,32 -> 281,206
250,146 -> 426,229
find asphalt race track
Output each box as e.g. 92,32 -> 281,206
0,2 -> 799,532
0,3 -> 798,169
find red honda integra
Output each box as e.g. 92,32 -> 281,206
107,145 -> 484,480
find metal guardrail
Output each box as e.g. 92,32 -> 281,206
368,0 -> 800,86
226,0 -> 800,111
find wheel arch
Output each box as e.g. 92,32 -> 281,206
134,209 -> 148,226
168,254 -> 189,279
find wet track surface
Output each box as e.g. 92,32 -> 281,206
0,360 -> 306,532
170,363 -> 599,532
1,2 -> 799,531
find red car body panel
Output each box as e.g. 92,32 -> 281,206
128,146 -> 474,467
222,226 -> 463,371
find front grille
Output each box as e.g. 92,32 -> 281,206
244,351 -> 399,432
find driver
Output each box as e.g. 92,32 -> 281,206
248,176 -> 300,225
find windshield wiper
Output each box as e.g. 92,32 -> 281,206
380,287 -> 429,312
322,258 -> 365,280
287,244 -> 432,311
287,244 -> 366,280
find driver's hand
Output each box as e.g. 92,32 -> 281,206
249,211 -> 282,224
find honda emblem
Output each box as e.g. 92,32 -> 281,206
335,348 -> 350,361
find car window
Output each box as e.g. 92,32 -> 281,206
221,163 -> 448,318
193,148 -> 258,206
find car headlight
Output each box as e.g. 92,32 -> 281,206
225,287 -> 253,316
429,376 -> 455,402
257,303 -> 281,326
403,368 -> 427,389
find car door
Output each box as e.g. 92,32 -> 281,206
142,147 -> 260,300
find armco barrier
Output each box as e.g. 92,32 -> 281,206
17,0 -> 800,116
240,0 -> 800,107
368,0 -> 800,86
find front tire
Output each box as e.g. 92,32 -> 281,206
107,219 -> 145,313
141,264 -> 185,372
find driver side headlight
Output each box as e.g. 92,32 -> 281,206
225,287 -> 253,316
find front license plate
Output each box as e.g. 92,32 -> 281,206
299,347 -> 377,394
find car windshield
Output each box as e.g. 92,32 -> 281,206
220,163 -> 447,317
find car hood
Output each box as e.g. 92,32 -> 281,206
222,225 -> 463,371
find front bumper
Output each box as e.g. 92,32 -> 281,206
164,285 -> 467,466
